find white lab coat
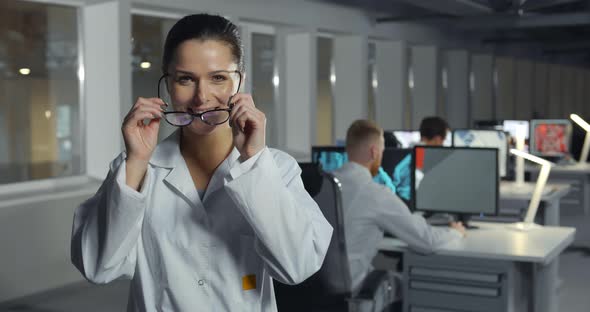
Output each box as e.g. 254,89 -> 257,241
332,162 -> 462,291
71,130 -> 333,311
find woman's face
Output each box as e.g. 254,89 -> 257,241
167,39 -> 241,135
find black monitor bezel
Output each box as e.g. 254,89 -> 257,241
411,146 -> 499,217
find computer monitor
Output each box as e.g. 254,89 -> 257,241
503,120 -> 530,140
452,129 -> 508,178
381,148 -> 413,207
390,130 -> 451,148
311,146 -> 412,203
311,146 -> 347,172
529,119 -> 572,158
412,146 -> 499,227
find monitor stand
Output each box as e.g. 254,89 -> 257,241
456,214 -> 479,230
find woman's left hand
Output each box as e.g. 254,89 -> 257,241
229,93 -> 266,160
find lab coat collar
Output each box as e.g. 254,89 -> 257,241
149,129 -> 241,205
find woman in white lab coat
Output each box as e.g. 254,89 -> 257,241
71,14 -> 333,312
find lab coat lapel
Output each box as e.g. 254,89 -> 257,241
202,148 -> 241,203
149,130 -> 207,220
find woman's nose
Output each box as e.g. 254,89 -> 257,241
193,80 -> 210,106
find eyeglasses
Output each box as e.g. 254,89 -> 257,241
157,70 -> 242,127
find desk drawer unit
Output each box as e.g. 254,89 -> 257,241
530,173 -> 586,215
403,253 -> 527,312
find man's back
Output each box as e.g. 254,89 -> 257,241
333,162 -> 462,291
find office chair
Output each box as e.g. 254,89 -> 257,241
274,163 -> 396,312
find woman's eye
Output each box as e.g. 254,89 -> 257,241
176,76 -> 193,85
211,75 -> 226,82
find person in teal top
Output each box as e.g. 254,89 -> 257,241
391,117 -> 450,202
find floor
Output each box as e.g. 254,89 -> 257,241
1,215 -> 589,312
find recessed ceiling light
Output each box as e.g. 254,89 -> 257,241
140,61 -> 151,69
19,68 -> 31,75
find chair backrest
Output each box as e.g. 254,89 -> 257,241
274,163 -> 352,311
300,162 -> 352,296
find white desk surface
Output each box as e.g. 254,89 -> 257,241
527,163 -> 590,174
499,182 -> 571,201
379,222 -> 575,265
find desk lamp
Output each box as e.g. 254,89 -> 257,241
508,149 -> 553,231
570,114 -> 590,165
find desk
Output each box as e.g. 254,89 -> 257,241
527,163 -> 590,216
379,222 -> 575,312
493,182 -> 571,225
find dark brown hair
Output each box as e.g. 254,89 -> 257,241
162,14 -> 244,73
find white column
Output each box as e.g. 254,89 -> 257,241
284,31 -> 316,157
83,0 -> 131,179
410,45 -> 438,129
333,34 -> 368,142
445,50 -> 469,128
375,40 -> 406,130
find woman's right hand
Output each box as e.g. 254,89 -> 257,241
122,97 -> 165,162
121,97 -> 165,190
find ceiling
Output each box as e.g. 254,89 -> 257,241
311,0 -> 590,65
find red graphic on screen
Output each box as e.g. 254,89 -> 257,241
534,124 -> 568,155
415,147 -> 424,170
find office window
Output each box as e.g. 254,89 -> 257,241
0,1 -> 81,184
317,36 -> 334,145
131,14 -> 176,141
367,42 -> 376,121
250,32 -> 278,147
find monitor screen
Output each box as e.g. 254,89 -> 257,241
503,120 -> 530,140
452,129 -> 508,178
529,119 -> 572,157
311,146 -> 347,172
391,130 -> 451,148
412,146 -> 498,215
381,148 -> 413,206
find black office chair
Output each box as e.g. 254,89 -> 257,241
274,163 -> 395,312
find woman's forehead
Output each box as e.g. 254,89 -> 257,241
172,39 -> 238,72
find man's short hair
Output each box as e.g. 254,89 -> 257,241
419,117 -> 449,140
346,120 -> 383,150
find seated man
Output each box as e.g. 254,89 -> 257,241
332,120 -> 465,305
393,116 -> 450,201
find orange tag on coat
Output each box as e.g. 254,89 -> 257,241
242,274 -> 256,290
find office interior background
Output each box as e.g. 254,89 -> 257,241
1,0 -> 590,311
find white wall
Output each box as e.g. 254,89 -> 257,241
333,35 -> 368,142
285,31 -> 315,156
